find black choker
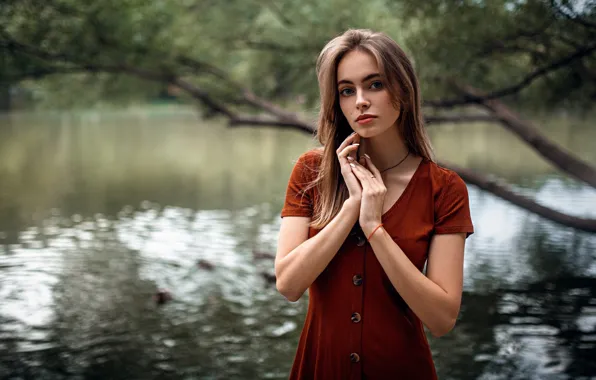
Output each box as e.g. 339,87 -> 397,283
379,151 -> 410,173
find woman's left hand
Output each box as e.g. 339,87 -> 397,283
348,154 -> 387,238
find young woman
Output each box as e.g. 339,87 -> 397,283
275,29 -> 474,380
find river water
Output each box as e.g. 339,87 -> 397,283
0,107 -> 595,379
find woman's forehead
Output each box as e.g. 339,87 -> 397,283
337,50 -> 379,84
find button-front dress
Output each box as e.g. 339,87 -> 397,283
280,148 -> 474,380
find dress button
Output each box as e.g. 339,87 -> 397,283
350,352 -> 360,363
356,235 -> 366,246
351,312 -> 362,323
352,274 -> 363,286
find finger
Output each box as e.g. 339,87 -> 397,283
363,154 -> 382,179
344,169 -> 363,193
350,162 -> 373,188
349,138 -> 360,162
336,132 -> 360,154
338,143 -> 360,159
356,159 -> 385,194
337,132 -> 357,152
359,156 -> 382,185
356,157 -> 376,180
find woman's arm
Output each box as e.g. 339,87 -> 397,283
275,199 -> 359,302
368,230 -> 466,337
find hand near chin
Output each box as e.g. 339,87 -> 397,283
336,132 -> 363,208
348,155 -> 387,238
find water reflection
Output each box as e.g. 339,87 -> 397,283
432,221 -> 596,380
0,109 -> 595,379
1,204 -> 306,379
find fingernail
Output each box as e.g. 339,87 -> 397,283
349,163 -> 356,168
347,156 -> 354,161
364,153 -> 370,159
351,143 -> 359,146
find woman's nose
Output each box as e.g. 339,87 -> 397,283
356,91 -> 370,110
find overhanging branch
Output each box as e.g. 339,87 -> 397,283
454,83 -> 596,189
425,41 -> 596,108
444,160 -> 596,233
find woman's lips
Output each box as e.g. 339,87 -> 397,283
356,116 -> 376,125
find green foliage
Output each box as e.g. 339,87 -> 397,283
1,0 -> 595,110
398,0 -> 596,109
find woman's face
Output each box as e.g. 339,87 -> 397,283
336,50 -> 401,138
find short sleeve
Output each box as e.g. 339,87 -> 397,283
280,151 -> 320,218
434,172 -> 474,238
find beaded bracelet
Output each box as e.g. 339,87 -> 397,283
367,223 -> 384,241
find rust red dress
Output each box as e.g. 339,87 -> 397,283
280,149 -> 474,380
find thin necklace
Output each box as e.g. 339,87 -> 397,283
380,151 -> 410,174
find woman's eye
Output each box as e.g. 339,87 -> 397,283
370,81 -> 383,90
339,88 -> 354,96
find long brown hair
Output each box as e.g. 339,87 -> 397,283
306,29 -> 434,230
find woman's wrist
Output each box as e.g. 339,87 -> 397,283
343,197 -> 360,213
340,198 -> 360,223
361,221 -> 383,239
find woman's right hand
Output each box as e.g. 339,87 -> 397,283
336,132 -> 362,207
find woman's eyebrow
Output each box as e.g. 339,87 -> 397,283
337,73 -> 381,86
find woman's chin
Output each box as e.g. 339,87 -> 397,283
354,127 -> 377,139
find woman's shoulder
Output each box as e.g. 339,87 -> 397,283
296,147 -> 324,165
424,160 -> 469,195
292,147 -> 323,175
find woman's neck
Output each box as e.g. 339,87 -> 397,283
360,126 -> 410,172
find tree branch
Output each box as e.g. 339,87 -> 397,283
455,83 -> 596,189
176,55 -> 301,121
425,41 -> 596,108
1,67 -> 87,82
442,160 -> 596,233
473,20 -> 554,60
